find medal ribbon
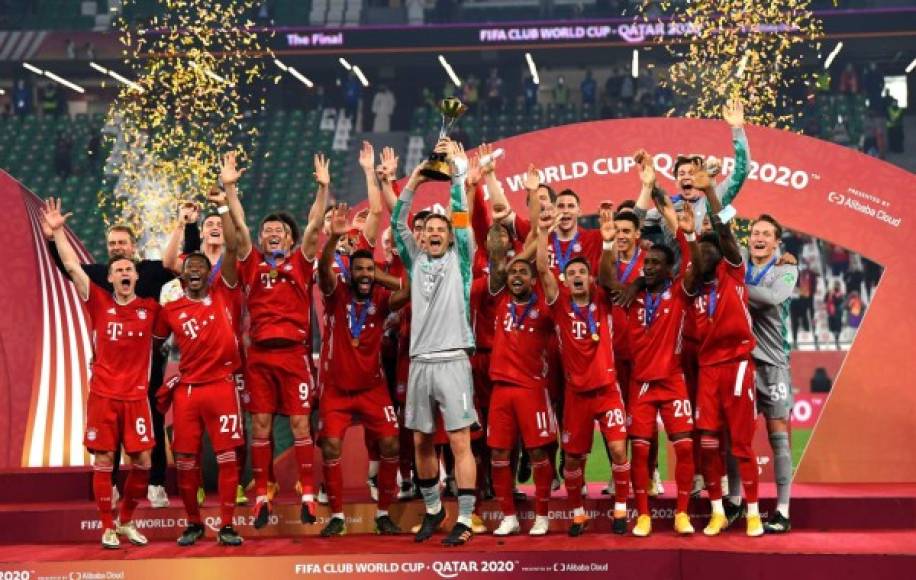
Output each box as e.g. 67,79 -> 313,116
617,248 -> 641,283
349,298 -> 372,344
570,300 -> 598,339
551,231 -> 580,275
745,257 -> 777,286
334,252 -> 351,283
706,282 -> 717,318
644,280 -> 670,327
264,250 -> 285,275
509,292 -> 538,329
207,254 -> 224,284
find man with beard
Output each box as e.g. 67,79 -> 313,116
392,139 -> 478,546
44,198 -> 160,549
536,203 -> 630,537
315,203 -> 410,537
227,153 -> 331,529
481,224 -> 556,537
151,195 -> 245,546
602,196 -> 700,537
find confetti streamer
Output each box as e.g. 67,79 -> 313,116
638,1 -> 825,129
98,0 -> 273,249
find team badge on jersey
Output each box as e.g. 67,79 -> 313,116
137,309 -> 148,320
530,309 -> 539,319
86,427 -> 97,442
573,243 -> 582,252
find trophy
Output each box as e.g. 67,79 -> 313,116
420,97 -> 469,181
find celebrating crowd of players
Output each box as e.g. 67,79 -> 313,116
42,99 -> 800,549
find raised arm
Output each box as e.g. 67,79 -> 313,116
678,203 -> 702,294
301,153 -> 331,261
445,140 -> 475,302
391,162 -> 427,274
717,99 -> 750,206
487,228 -> 510,294
597,202 -> 623,293
205,188 -> 239,287
43,198 -> 89,300
163,202 -> 199,273
634,149 -> 657,211
220,151 -> 252,259
358,141 -> 383,247
377,146 -> 400,212
318,203 -> 348,296
535,204 -> 560,303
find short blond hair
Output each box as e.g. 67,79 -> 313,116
107,224 -> 137,243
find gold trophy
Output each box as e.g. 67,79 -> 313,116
420,97 -> 469,181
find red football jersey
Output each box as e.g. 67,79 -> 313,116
153,283 -> 241,384
238,247 -> 314,344
545,228 -> 603,279
549,284 -> 617,392
489,287 -> 554,389
85,283 -> 160,401
616,248 -> 645,284
690,260 -> 756,366
627,278 -> 690,382
470,277 -> 499,351
322,282 -> 391,391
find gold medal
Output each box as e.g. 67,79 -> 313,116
591,333 -> 600,342
351,338 -> 360,347
269,268 -> 278,280
559,273 -> 566,282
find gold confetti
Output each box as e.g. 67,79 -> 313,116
98,0 -> 272,239
637,1 -> 824,128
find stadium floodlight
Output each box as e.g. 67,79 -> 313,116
352,65 -> 369,87
339,57 -> 352,71
0,89 -> 5,95
632,49 -> 639,78
438,55 -> 461,88
89,61 -> 144,93
22,62 -> 85,93
824,42 -> 843,69
288,66 -> 314,88
525,52 -> 539,85
906,58 -> 916,74
273,58 -> 289,72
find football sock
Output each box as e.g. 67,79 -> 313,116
725,448 -> 742,504
92,464 -> 115,530
700,436 -> 724,501
491,458 -> 515,516
612,460 -> 631,512
631,439 -> 651,515
770,432 -> 792,517
418,477 -> 441,515
738,456 -> 759,503
236,441 -> 247,482
216,450 -> 239,527
673,438 -> 695,513
176,457 -> 202,525
377,455 -> 399,511
563,463 -> 585,512
293,436 -> 316,498
322,458 -> 344,514
457,488 -> 476,527
120,462 -> 150,524
531,457 -> 553,517
251,437 -> 272,499
747,502 -> 760,517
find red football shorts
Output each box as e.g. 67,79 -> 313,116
319,381 -> 399,441
628,373 -> 694,439
546,337 -> 564,402
171,379 -> 244,455
487,384 -> 557,450
471,352 -> 493,410
561,384 -> 627,455
245,343 -> 313,416
695,358 -> 757,458
681,338 -> 700,402
84,393 -> 155,454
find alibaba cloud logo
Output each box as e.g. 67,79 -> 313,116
827,191 -> 845,204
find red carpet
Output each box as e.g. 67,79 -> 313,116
0,531 -> 914,580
